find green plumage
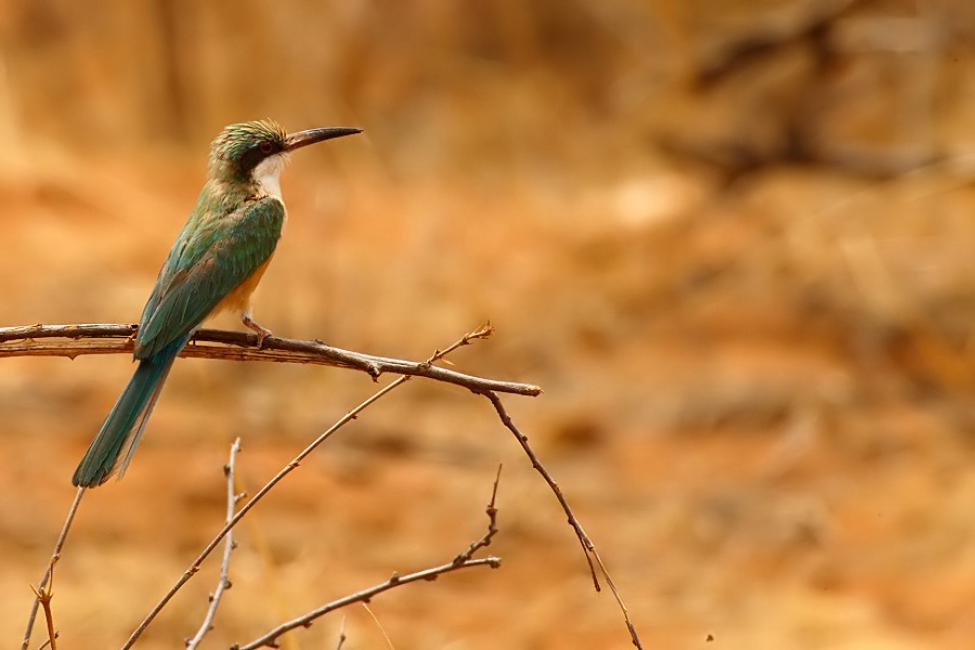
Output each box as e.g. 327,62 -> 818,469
71,336 -> 186,487
72,121 -> 288,487
136,195 -> 285,358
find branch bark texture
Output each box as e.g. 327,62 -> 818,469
0,324 -> 541,397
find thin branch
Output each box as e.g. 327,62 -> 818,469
478,391 -> 644,650
21,487 -> 85,650
232,468 -> 506,650
334,616 -> 347,650
360,603 -> 395,650
13,322 -> 643,647
121,325 -> 494,649
453,464 -> 501,565
185,437 -> 242,650
235,558 -> 500,650
0,323 -> 541,397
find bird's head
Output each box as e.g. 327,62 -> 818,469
207,119 -> 361,187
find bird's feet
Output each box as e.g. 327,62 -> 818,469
242,313 -> 272,349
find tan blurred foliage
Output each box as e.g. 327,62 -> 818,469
3,1 -> 975,648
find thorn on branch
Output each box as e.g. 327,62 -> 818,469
117,325 -> 548,649
21,488 -> 83,650
0,323 -> 541,397
479,390 -> 645,648
184,437 -> 241,650
231,467 -> 507,649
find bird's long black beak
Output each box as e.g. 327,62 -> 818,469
284,127 -> 362,151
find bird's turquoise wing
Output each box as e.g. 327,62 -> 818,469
135,197 -> 285,358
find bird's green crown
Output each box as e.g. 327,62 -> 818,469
208,119 -> 288,181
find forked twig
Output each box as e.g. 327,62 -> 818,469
29,578 -> 58,650
121,325 -> 494,649
21,487 -> 85,650
16,321 -> 644,648
478,392 -> 644,649
185,438 -> 242,649
231,468 -> 505,650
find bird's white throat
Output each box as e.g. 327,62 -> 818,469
252,152 -> 289,201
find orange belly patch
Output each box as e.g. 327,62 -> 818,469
211,257 -> 273,317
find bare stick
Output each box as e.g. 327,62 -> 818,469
185,438 -> 242,650
478,392 -> 644,650
120,325 -> 493,649
453,464 -> 501,565
0,323 -> 540,397
361,603 -> 395,650
235,557 -> 500,650
232,468 -> 505,650
21,486 -> 85,650
334,616 -> 347,650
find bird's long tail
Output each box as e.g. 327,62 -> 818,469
72,337 -> 187,487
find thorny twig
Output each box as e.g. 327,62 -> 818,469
29,575 -> 58,650
0,324 -> 540,397
234,558 -> 501,650
454,464 -> 502,565
185,438 -> 242,650
478,391 -> 644,649
16,322 -> 644,648
121,325 -> 494,649
21,487 -> 84,650
231,468 -> 505,650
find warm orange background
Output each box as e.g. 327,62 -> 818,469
3,1 -> 975,648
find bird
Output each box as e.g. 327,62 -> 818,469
72,119 -> 361,488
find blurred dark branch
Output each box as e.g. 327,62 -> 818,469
695,0 -> 870,87
661,0 -> 952,183
153,0 -> 188,139
232,468 -> 505,650
657,134 -> 942,184
185,438 -> 242,650
662,0 -> 945,184
0,323 -> 541,397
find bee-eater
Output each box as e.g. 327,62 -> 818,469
72,119 -> 361,488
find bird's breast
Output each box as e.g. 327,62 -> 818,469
211,255 -> 275,317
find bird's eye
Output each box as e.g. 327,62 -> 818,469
259,141 -> 274,154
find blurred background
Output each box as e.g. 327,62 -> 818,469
2,0 -> 975,648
